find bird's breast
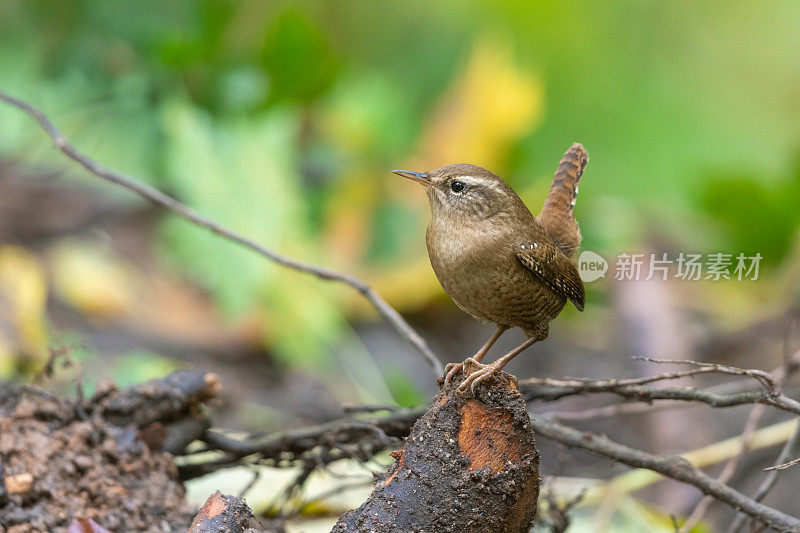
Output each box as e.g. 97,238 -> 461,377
425,217 -> 564,328
426,220 -> 505,275
427,221 -> 515,308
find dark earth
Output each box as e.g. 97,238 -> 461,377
0,384 -> 196,532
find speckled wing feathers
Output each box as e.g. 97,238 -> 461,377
516,241 -> 585,311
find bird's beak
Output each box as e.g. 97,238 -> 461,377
392,170 -> 431,187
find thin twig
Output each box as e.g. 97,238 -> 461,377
543,487 -> 587,533
521,365 -> 768,390
530,416 -> 800,533
680,357 -> 795,533
521,376 -> 800,417
763,456 -> 800,472
0,90 -> 443,376
679,403 -> 767,531
201,408 -> 422,459
237,467 -> 261,498
539,356 -> 800,422
728,422 -> 800,532
631,356 -> 777,393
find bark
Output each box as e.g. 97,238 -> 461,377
333,369 -> 540,533
188,491 -> 285,533
90,370 -> 221,428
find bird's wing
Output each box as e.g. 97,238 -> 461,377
516,239 -> 585,311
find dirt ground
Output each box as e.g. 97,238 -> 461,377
0,385 -> 196,532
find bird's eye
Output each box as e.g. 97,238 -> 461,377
450,181 -> 466,193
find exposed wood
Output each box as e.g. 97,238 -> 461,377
187,492 -> 284,533
333,369 -> 540,533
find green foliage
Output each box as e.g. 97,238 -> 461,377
260,9 -> 339,105
2,0 -> 800,388
112,351 -> 181,388
159,101 -> 305,315
700,167 -> 800,265
383,368 -> 426,408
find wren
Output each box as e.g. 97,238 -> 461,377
393,143 -> 587,392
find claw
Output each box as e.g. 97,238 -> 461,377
461,357 -> 481,369
458,362 -> 500,394
443,362 -> 463,384
445,357 -> 486,389
469,370 -> 494,394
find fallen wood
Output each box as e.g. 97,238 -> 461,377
90,370 -> 221,428
333,366 -> 540,533
188,492 -> 285,533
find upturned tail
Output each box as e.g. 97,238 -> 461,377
537,143 -> 588,257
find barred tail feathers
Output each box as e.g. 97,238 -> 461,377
537,142 -> 588,257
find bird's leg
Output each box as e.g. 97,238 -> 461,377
458,335 -> 540,393
444,325 -> 508,384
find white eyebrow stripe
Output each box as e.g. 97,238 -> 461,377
458,176 -> 505,192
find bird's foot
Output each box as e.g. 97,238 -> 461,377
443,357 -> 482,386
443,362 -> 463,385
458,360 -> 502,394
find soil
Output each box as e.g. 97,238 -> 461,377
0,386 -> 196,532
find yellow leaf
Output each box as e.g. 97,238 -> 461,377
371,256 -> 445,313
417,35 -> 544,171
323,167 -> 381,266
48,240 -> 139,321
0,245 -> 49,368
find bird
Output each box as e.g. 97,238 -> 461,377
392,143 -> 588,393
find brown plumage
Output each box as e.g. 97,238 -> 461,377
538,143 -> 588,257
393,143 -> 588,392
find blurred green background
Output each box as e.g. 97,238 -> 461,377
1,1 -> 800,529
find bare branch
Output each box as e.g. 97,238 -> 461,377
194,407 -> 423,470
763,456 -> 800,472
680,403 -> 767,531
0,90 -> 443,376
192,368 -> 800,478
521,376 -> 800,417
729,422 -> 800,532
631,356 -> 778,392
540,380 -> 763,422
539,356 -> 800,422
530,416 -> 800,533
186,369 -> 800,530
521,365 -> 765,389
680,356 -> 794,533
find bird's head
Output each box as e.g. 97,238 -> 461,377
392,164 -> 518,221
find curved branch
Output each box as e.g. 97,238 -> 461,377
729,422 -> 800,532
521,376 -> 800,417
201,408 -> 423,458
0,90 -> 443,376
530,416 -> 800,533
